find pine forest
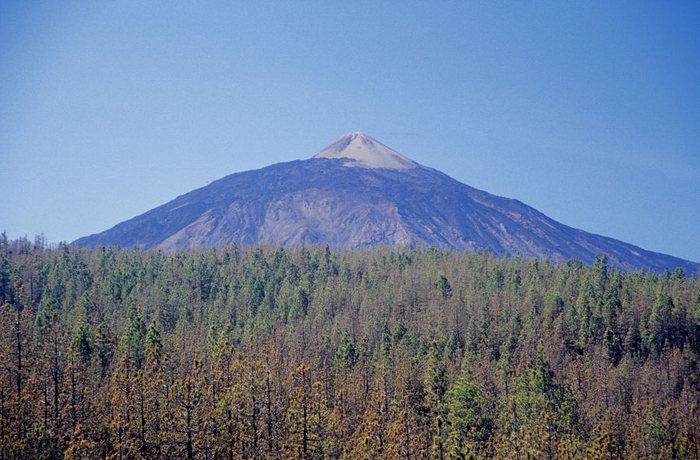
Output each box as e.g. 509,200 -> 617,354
1,236 -> 699,459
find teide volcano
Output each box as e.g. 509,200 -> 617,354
75,132 -> 698,273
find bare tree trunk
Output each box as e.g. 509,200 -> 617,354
186,405 -> 193,460
266,369 -> 273,454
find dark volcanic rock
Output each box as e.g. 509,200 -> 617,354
74,132 -> 698,273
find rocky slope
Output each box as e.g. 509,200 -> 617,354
74,132 -> 698,273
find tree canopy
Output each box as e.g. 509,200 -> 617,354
0,239 -> 698,458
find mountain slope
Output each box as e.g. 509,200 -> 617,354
74,132 -> 698,273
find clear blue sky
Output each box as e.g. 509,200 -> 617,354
1,1 -> 699,262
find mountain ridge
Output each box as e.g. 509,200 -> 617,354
74,133 -> 699,274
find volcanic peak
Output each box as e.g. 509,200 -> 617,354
313,131 -> 418,170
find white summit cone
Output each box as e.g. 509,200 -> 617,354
313,131 -> 418,170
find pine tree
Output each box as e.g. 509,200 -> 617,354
424,342 -> 448,460
142,321 -> 164,458
507,345 -> 582,459
121,305 -> 146,368
444,360 -> 491,458
348,380 -> 387,460
284,363 -> 334,458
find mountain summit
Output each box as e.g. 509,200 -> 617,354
74,133 -> 698,273
313,131 -> 418,170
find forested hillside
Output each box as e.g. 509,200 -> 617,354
1,236 -> 699,459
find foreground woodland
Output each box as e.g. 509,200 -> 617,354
1,236 -> 699,459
